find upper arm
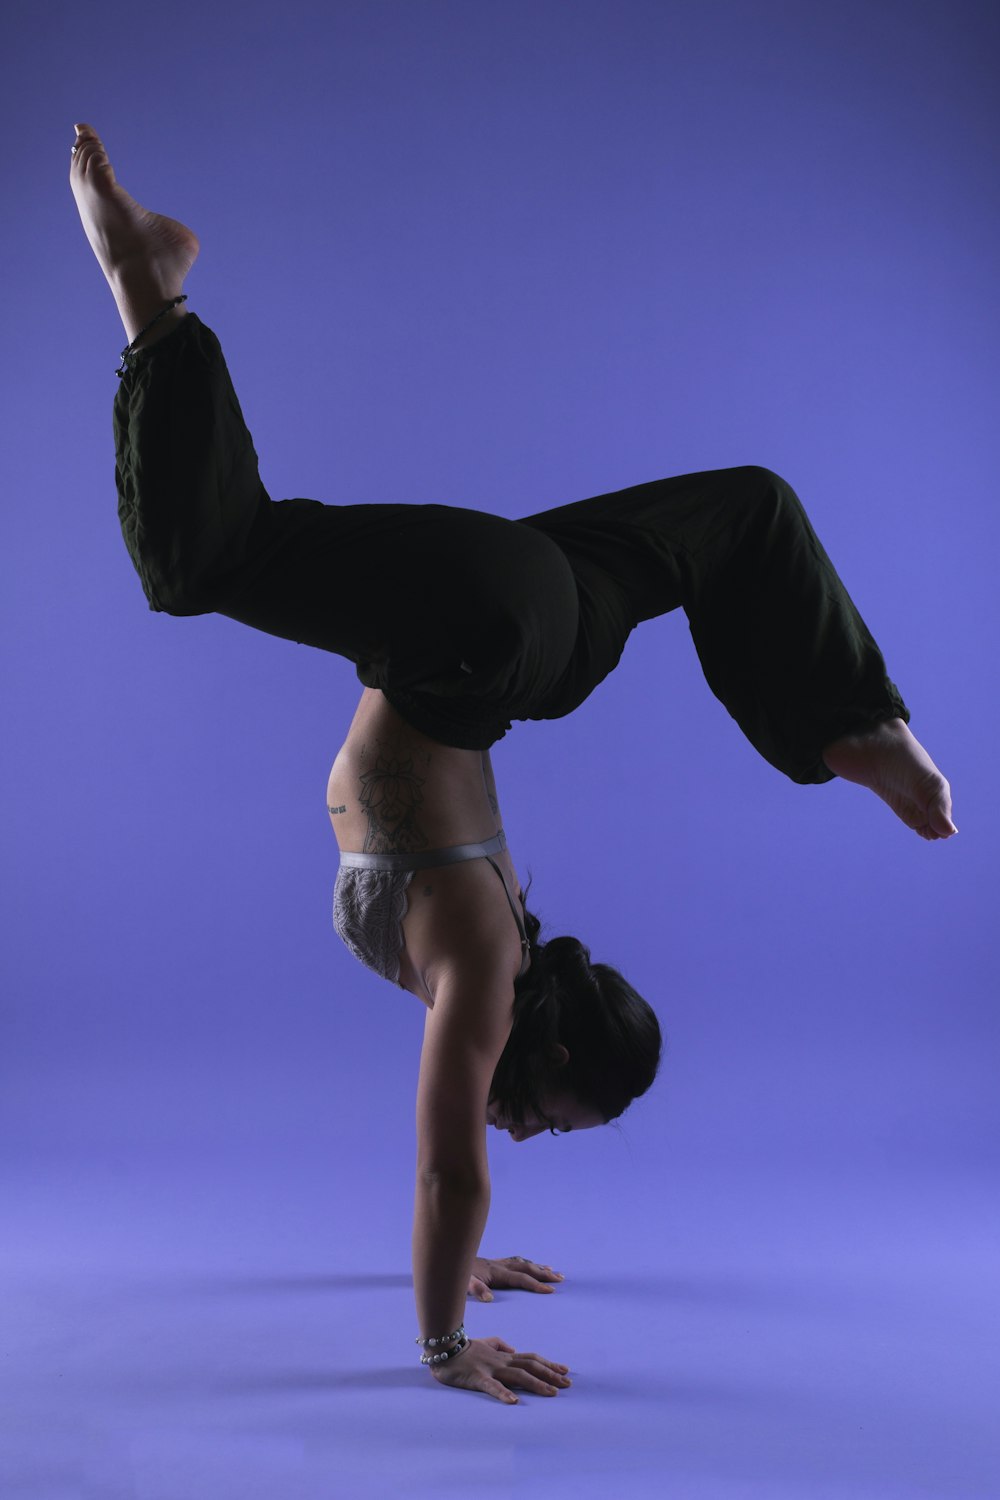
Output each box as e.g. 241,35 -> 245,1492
415,963 -> 514,1183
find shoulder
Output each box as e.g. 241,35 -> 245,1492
421,861 -> 525,1002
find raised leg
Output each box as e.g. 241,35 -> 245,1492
69,123 -> 195,351
821,718 -> 956,840
521,467 -> 956,839
70,126 -> 581,753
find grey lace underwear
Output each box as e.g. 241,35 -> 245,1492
332,866 -> 416,988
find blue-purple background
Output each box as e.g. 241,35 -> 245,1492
3,2 -> 998,1496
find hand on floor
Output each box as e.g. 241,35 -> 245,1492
468,1255 -> 566,1301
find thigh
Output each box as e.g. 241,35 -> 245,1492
220,499 -> 580,700
518,466 -> 765,625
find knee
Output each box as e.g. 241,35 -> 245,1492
736,465 -> 806,526
119,508 -> 224,616
152,587 -> 216,617
741,464 -> 791,498
139,566 -> 223,617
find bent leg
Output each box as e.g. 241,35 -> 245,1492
113,312 -> 356,632
683,466 -> 910,783
520,466 -> 910,784
112,315 -> 578,749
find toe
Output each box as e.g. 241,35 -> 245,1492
929,799 -> 958,838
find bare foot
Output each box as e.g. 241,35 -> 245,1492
822,718 -> 957,841
69,123 -> 199,342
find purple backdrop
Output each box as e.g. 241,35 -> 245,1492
3,1 -> 998,1496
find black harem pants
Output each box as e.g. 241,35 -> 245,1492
112,313 -> 909,783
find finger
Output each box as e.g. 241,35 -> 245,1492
510,1353 -> 571,1380
506,1258 -> 564,1282
509,1266 -> 563,1290
486,1382 -> 519,1404
482,1337 -> 516,1353
512,1273 -> 555,1292
515,1362 -> 569,1380
509,1367 -> 561,1396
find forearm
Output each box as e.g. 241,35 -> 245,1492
412,1174 -> 491,1340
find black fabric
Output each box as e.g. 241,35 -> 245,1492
113,312 -> 909,782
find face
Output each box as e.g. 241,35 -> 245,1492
486,1090 -> 606,1143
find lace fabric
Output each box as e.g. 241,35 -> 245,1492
332,834 -> 531,988
332,866 -> 415,988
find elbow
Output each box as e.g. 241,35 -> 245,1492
417,1122 -> 490,1193
417,1164 -> 490,1195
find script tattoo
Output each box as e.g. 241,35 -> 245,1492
358,750 -> 431,855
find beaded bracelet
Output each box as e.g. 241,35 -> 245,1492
413,1332 -> 464,1356
416,1321 -> 471,1365
419,1334 -> 471,1367
115,295 -> 188,378
416,1321 -> 466,1350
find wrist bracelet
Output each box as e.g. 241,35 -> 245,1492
420,1333 -> 471,1366
416,1321 -> 466,1349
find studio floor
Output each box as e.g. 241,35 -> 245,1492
3,1145 -> 996,1500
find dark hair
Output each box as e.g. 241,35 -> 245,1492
488,873 -> 663,1132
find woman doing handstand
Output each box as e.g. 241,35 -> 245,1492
69,124 -> 956,1407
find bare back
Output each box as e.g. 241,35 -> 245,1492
326,689 -> 529,1005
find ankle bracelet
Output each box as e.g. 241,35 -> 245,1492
116,295 -> 188,377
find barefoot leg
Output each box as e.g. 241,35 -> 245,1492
69,123 -> 198,350
822,718 -> 957,841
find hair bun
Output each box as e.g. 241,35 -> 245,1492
542,936 -> 590,960
535,934 -> 592,974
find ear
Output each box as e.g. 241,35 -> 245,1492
549,1043 -> 570,1067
